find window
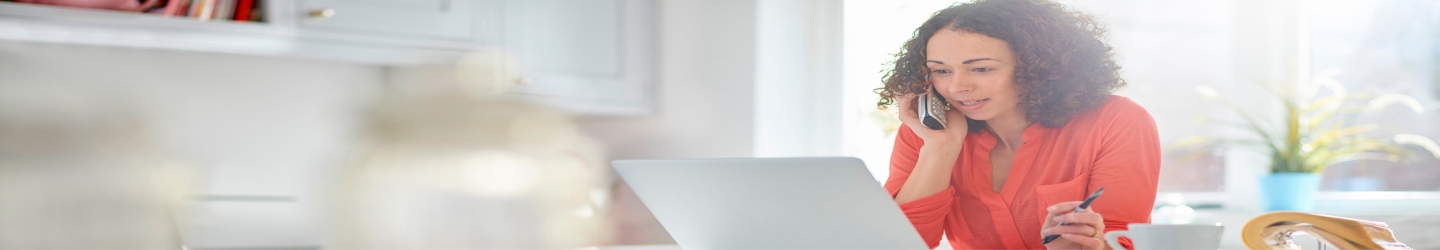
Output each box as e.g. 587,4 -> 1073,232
842,0 -> 1241,191
1307,0 -> 1440,191
842,0 -> 963,182
842,0 -> 1440,198
1060,0 -> 1237,193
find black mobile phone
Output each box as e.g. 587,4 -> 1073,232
917,87 -> 949,130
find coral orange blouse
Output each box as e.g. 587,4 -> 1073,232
885,96 -> 1161,249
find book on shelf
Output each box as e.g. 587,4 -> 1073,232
233,0 -> 253,22
8,0 -> 263,23
161,0 -> 186,17
220,0 -> 231,20
196,0 -> 214,21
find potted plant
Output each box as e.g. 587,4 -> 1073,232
1176,68 -> 1440,212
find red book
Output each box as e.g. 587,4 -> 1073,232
162,0 -> 187,16
234,0 -> 254,22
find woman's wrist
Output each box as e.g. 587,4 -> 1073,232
920,139 -> 963,153
917,142 -> 962,160
894,140 -> 964,204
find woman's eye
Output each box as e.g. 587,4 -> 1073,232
931,69 -> 951,74
971,67 -> 994,73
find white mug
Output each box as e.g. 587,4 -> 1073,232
1104,223 -> 1223,250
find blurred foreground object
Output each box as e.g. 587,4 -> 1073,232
1149,193 -> 1197,224
325,48 -> 612,249
15,0 -> 160,12
0,86 -> 190,248
1243,212 -> 1412,250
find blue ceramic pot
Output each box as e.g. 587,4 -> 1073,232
1258,173 -> 1322,212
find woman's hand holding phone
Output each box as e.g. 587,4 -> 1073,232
897,92 -> 969,147
892,91 -> 971,204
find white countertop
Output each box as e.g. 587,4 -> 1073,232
586,244 -> 681,250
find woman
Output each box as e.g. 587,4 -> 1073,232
877,0 -> 1160,249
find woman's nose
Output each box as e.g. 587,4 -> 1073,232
945,78 -> 975,94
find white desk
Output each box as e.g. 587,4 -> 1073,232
591,244 -> 681,250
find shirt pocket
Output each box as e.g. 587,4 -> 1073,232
1034,172 -> 1090,224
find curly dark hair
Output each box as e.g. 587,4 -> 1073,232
876,0 -> 1125,132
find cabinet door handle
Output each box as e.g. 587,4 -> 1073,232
308,8 -> 336,19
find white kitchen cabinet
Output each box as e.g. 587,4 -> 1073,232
300,0 -> 476,40
501,0 -> 655,116
0,0 -> 655,115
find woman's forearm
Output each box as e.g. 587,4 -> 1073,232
894,143 -> 962,204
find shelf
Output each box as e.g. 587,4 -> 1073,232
0,0 -> 489,65
0,0 -> 654,116
0,1 -> 278,34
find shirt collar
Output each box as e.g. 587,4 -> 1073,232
974,122 -> 1049,150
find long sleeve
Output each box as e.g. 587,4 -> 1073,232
882,124 -> 953,249
1088,100 -> 1163,249
873,96 -> 1162,250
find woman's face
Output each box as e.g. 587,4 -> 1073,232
924,29 -> 1022,122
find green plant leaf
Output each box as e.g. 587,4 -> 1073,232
1368,94 -> 1427,113
1197,74 -> 1436,174
1394,134 -> 1440,160
1195,86 -> 1285,157
1307,138 -> 1410,173
1305,124 -> 1380,153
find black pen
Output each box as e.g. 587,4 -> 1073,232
1041,187 -> 1105,245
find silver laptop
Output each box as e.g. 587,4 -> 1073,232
612,157 -> 927,249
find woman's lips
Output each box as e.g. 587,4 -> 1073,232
955,98 -> 989,111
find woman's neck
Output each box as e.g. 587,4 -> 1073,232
985,111 -> 1031,150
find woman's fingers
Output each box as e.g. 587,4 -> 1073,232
1047,201 -> 1083,215
1051,212 -> 1106,236
1043,224 -> 1105,250
1059,233 -> 1107,249
1043,201 -> 1083,227
1042,201 -> 1107,249
1053,212 -> 1105,227
1040,223 -> 1098,238
896,94 -> 920,123
944,104 -> 967,128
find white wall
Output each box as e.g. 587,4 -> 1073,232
576,0 -> 848,244
754,0 -> 844,157
0,41 -> 382,248
575,0 -> 757,244
578,0 -> 757,161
